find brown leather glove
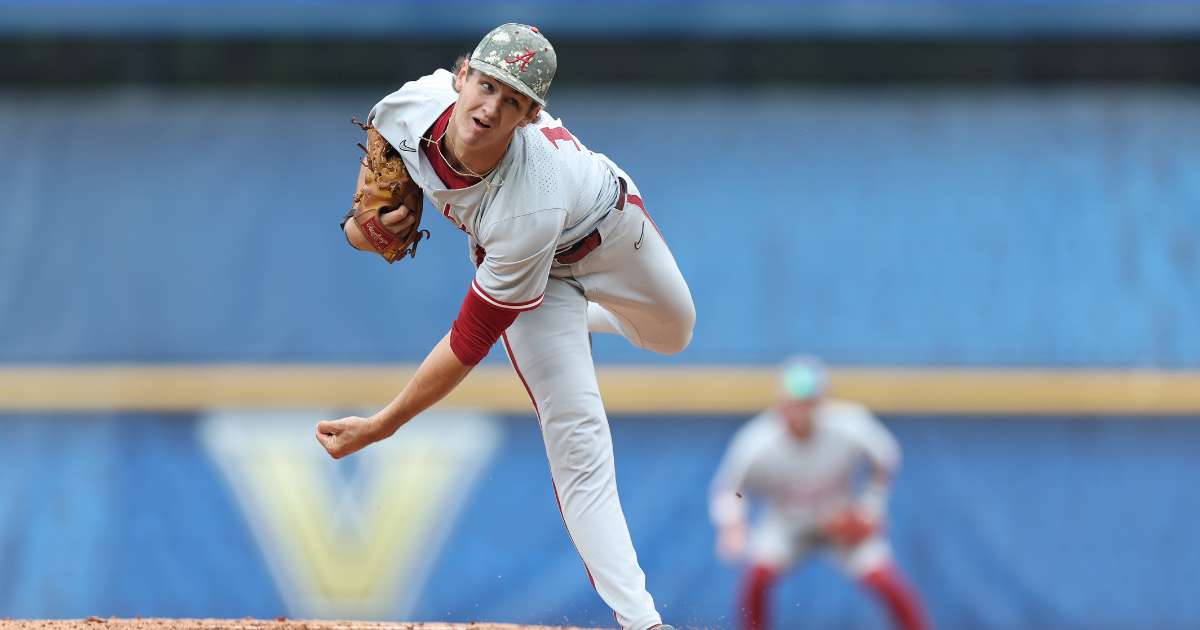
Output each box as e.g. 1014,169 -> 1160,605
341,118 -> 428,263
821,507 -> 880,546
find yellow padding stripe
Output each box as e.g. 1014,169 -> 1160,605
1,365 -> 1199,415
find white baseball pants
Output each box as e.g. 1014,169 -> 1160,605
500,174 -> 695,630
751,509 -> 895,578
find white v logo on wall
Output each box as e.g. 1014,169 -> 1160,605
198,410 -> 504,621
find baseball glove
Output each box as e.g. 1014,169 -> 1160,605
821,507 -> 880,546
341,117 -> 429,263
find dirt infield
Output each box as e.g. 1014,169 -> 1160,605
0,621 -> 597,630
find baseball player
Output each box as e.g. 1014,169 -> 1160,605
315,24 -> 694,630
709,358 -> 932,630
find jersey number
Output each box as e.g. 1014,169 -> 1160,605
540,127 -> 581,152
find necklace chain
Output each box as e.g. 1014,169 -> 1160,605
424,114 -> 507,196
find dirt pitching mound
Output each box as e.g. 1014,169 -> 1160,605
0,620 -> 599,630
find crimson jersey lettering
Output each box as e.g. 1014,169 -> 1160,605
540,127 -> 582,151
443,203 -> 472,235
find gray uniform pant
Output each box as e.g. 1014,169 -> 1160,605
501,173 -> 695,630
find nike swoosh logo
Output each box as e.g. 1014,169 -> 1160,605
398,140 -> 417,152
634,222 -> 645,249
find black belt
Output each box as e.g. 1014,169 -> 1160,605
554,177 -> 627,265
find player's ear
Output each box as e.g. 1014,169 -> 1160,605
517,106 -> 542,128
455,63 -> 468,92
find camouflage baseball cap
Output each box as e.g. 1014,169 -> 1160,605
469,23 -> 556,107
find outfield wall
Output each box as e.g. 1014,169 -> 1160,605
3,412 -> 1200,630
4,0 -> 1200,37
2,87 -> 1200,367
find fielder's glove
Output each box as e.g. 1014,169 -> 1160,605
821,506 -> 880,546
341,118 -> 429,263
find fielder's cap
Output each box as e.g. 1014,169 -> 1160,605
779,355 -> 830,400
469,23 -> 556,107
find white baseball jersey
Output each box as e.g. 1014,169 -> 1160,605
363,68 -> 698,630
709,399 -> 901,529
368,69 -> 622,311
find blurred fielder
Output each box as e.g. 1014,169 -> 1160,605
709,357 -> 932,630
317,23 -> 694,630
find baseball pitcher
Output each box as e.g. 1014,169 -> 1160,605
316,23 -> 695,630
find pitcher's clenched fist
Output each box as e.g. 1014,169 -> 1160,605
315,415 -> 383,459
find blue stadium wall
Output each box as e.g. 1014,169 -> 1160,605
5,413 -> 1200,630
3,0 -> 1200,37
2,87 -> 1199,366
3,84 -> 1200,629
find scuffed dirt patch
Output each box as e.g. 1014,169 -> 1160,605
0,620 -> 600,630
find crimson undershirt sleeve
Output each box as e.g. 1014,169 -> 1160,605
449,287 -> 521,366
